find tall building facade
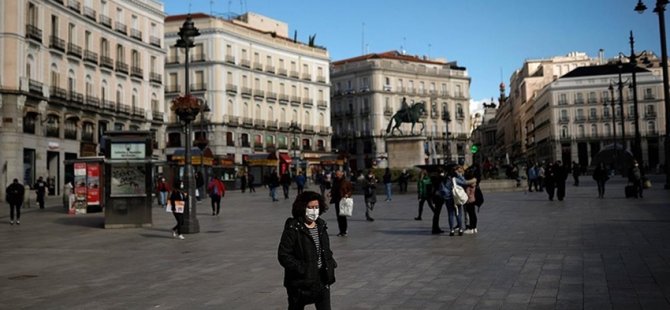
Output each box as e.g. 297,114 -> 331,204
532,62 -> 666,167
330,51 -> 472,170
495,52 -> 599,163
0,0 -> 166,197
164,13 -> 331,180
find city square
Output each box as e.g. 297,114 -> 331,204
1,177 -> 668,309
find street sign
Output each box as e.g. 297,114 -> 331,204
470,145 -> 479,154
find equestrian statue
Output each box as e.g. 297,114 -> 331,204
386,97 -> 426,136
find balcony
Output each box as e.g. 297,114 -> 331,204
588,115 -> 599,122
84,50 -> 98,64
266,91 -> 277,101
290,96 -> 301,105
265,65 -> 275,73
289,71 -> 300,78
115,61 -> 129,74
102,99 -> 115,110
150,72 -> 162,84
150,36 -> 161,48
190,83 -> 207,92
575,99 -> 585,105
69,91 -> 84,105
559,117 -> 570,124
574,116 -> 586,123
267,120 -> 278,129
67,42 -> 82,58
241,87 -> 252,97
254,119 -> 266,129
240,59 -> 250,68
557,100 -> 568,106
130,29 -> 142,41
115,22 -> 127,34
49,36 -> 66,51
225,55 -> 235,64
165,85 -> 180,93
242,117 -> 253,127
301,73 -> 312,81
26,24 -> 42,43
317,75 -> 326,83
192,53 -> 206,62
645,111 -> 657,119
67,0 -> 80,12
50,86 -> 67,100
253,89 -> 265,99
278,68 -> 287,76
65,128 -> 77,140
225,84 -> 237,94
279,94 -> 289,104
100,56 -> 113,70
303,98 -> 314,106
117,103 -> 130,114
85,95 -> 100,108
317,100 -> 327,109
166,56 -> 179,64
225,115 -> 239,126
28,79 -> 43,95
99,14 -> 111,28
253,62 -> 263,70
131,66 -> 143,79
83,6 -> 96,20
152,111 -> 164,121
132,106 -> 145,117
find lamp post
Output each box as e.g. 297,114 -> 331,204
195,100 -> 210,182
617,61 -> 628,152
608,83 -> 618,150
289,122 -> 301,173
442,110 -> 451,164
174,14 -> 200,233
635,0 -> 670,188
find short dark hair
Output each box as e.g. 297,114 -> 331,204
291,191 -> 328,218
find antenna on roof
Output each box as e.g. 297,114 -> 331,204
400,37 -> 406,55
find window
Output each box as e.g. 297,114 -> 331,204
591,124 -> 597,137
131,50 -> 139,67
85,31 -> 91,50
241,133 -> 250,147
588,91 -> 596,103
561,126 -> 569,138
226,132 -> 234,146
575,93 -> 584,104
28,3 -> 38,26
646,105 -> 656,116
101,38 -> 109,57
558,93 -> 567,105
51,15 -> 59,37
560,109 -> 568,120
589,108 -> 596,118
648,121 -> 656,133
604,123 -> 611,136
117,44 -> 125,62
68,23 -> 75,43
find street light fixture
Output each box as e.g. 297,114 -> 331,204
288,122 -> 301,173
608,83 -> 619,151
635,0 -> 670,189
174,14 -> 201,233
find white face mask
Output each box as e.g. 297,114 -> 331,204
306,208 -> 319,222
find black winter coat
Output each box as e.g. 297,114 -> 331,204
6,182 -> 25,205
278,217 -> 337,292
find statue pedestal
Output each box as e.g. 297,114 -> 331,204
386,136 -> 426,168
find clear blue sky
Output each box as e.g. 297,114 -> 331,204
164,0 -> 662,110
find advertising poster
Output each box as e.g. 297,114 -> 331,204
73,163 -> 88,214
86,163 -> 100,205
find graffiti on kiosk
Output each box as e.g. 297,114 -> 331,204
110,165 -> 146,196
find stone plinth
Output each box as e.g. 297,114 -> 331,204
386,136 -> 426,168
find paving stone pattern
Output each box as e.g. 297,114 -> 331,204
0,176 -> 669,309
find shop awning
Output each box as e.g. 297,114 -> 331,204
244,153 -> 278,166
279,153 -> 292,164
171,148 -> 214,166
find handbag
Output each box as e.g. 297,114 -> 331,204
339,197 -> 353,217
452,178 -> 468,206
166,200 -> 185,213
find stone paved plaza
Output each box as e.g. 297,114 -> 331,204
1,176 -> 669,309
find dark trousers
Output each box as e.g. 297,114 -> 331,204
417,197 -> 434,218
287,287 -> 331,310
464,203 -> 477,229
573,175 -> 579,186
282,185 -> 290,199
632,180 -> 644,198
545,184 -> 555,201
211,195 -> 221,214
334,201 -> 348,235
556,182 -> 566,201
9,203 -> 22,220
596,180 -> 606,198
297,185 -> 304,195
249,184 -> 256,192
432,198 -> 444,233
37,193 -> 45,209
172,212 -> 184,235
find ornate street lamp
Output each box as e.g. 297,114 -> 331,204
172,14 -> 201,233
635,0 -> 670,188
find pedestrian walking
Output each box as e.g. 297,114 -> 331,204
156,177 -> 170,209
628,160 -> 643,198
383,168 -> 393,201
527,163 -> 538,192
537,163 -> 545,191
572,161 -> 581,186
555,161 -> 568,201
278,191 -> 337,310
240,172 -> 247,193
169,187 -> 187,240
207,176 -> 226,215
592,162 -> 609,198
330,170 -> 352,236
430,169 -> 446,234
268,170 -> 280,202
34,176 -> 47,209
362,170 -> 377,222
281,171 -> 292,199
248,172 -> 256,193
397,169 -> 410,193
295,171 -> 306,195
544,162 -> 556,201
415,170 -> 434,221
6,179 -> 25,225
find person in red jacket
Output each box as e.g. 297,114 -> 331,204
207,176 -> 226,215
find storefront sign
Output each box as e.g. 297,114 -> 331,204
110,143 -> 145,159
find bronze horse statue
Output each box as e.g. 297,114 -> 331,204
386,101 -> 426,136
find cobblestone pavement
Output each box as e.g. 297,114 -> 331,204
0,176 -> 669,309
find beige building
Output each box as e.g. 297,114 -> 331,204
164,13 -> 331,181
532,62 -> 666,168
330,51 -> 472,170
496,52 -> 599,163
0,0 -> 166,197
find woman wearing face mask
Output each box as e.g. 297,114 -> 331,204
278,191 -> 337,310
